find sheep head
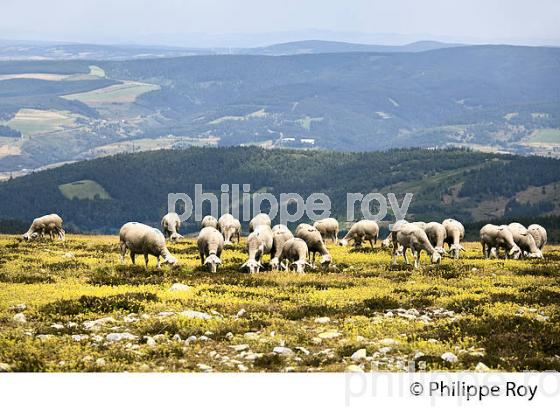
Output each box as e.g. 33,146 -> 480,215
241,259 -> 263,274
204,254 -> 222,273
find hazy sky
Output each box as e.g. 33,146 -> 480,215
1,0 -> 559,47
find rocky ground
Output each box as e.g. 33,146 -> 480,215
0,235 -> 559,372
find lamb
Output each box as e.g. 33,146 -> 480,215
508,222 -> 543,258
161,212 -> 183,242
313,218 -> 339,244
279,238 -> 310,273
339,220 -> 379,249
218,213 -> 241,245
442,218 -> 465,259
424,222 -> 447,255
197,227 -> 224,273
527,224 -> 547,251
392,224 -> 442,269
479,224 -> 521,259
119,222 -> 177,269
248,213 -> 272,232
270,224 -> 294,270
201,215 -> 219,229
22,213 -> 65,241
295,223 -> 331,269
241,225 -> 273,273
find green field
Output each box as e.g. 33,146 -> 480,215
58,180 -> 111,200
5,109 -> 83,136
62,80 -> 160,105
529,129 -> 560,144
1,235 -> 559,372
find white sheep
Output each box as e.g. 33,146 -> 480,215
270,224 -> 294,270
339,220 -> 379,249
201,215 -> 219,229
295,223 -> 331,269
279,238 -> 310,273
248,213 -> 272,232
442,218 -> 465,259
218,213 -> 241,245
197,227 -> 224,272
392,224 -> 442,268
508,222 -> 543,258
241,225 -> 273,273
161,212 -> 183,242
479,224 -> 521,259
119,222 -> 177,269
313,218 -> 339,244
528,224 -> 547,251
424,222 -> 448,255
23,213 -> 65,241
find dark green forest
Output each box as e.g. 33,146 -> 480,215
0,147 -> 558,238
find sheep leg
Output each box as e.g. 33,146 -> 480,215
130,252 -> 136,264
414,250 -> 420,269
369,239 -> 374,250
156,256 -> 161,269
200,251 -> 205,266
403,247 -> 410,265
119,243 -> 127,264
144,254 -> 149,269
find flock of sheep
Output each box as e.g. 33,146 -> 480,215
19,212 -> 548,272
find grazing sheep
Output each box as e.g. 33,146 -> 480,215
197,227 -> 224,273
218,213 -> 241,245
270,224 -> 294,270
161,212 -> 183,242
295,223 -> 331,269
381,219 -> 409,249
340,220 -> 379,250
528,224 -> 547,251
313,218 -> 339,244
249,213 -> 272,232
424,222 -> 447,255
479,224 -> 521,259
279,238 -> 310,273
442,218 -> 465,259
201,215 -> 219,229
241,225 -> 273,273
119,222 -> 177,269
23,213 -> 65,241
392,224 -> 442,269
508,222 -> 543,258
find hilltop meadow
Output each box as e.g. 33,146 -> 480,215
1,234 -> 559,372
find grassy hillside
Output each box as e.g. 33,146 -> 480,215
0,45 -> 559,172
0,147 -> 558,234
1,235 -> 559,372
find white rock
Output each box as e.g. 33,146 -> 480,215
12,304 -> 27,312
351,349 -> 367,361
236,309 -> 247,318
356,336 -> 366,342
380,338 -> 397,345
318,331 -> 341,339
204,331 -> 214,336
0,363 -> 12,372
36,334 -> 53,341
72,334 -> 89,342
311,337 -> 323,345
95,358 -> 106,366
384,311 -> 394,317
345,365 -> 364,373
197,363 -> 212,372
83,317 -> 115,330
244,353 -> 263,361
51,323 -> 64,330
295,346 -> 310,355
169,283 -> 191,291
12,313 -> 26,324
144,336 -> 157,346
441,352 -> 458,363
158,311 -> 175,317
231,344 -> 250,352
63,252 -> 75,258
225,332 -> 234,340
314,317 -> 331,324
238,364 -> 249,372
185,335 -> 197,344
198,336 -> 210,342
172,334 -> 182,341
180,310 -> 211,320
106,332 -> 137,342
153,334 -> 168,342
475,362 -> 490,372
378,347 -> 392,354
273,346 -> 295,356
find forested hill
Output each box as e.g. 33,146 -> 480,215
0,147 -> 559,235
